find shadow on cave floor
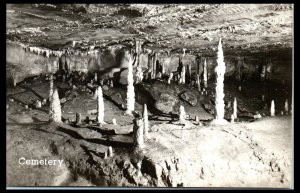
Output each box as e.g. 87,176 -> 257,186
85,138 -> 132,148
18,84 -> 44,100
102,94 -> 125,111
85,125 -> 116,135
56,127 -> 85,140
55,125 -> 132,148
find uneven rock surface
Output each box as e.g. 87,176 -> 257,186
6,75 -> 292,187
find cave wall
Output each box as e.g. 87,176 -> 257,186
6,42 -> 292,85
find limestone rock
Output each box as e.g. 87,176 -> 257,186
179,91 -> 198,106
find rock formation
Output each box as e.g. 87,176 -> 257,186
233,97 -> 237,119
108,146 -> 113,157
49,89 -> 62,123
133,118 -> 144,149
125,53 -> 135,115
75,113 -> 81,125
284,99 -> 289,115
211,38 -> 228,125
97,86 -> 105,124
270,100 -> 275,116
203,58 -> 208,88
181,66 -> 186,84
179,105 -> 186,124
143,104 -> 149,139
49,74 -> 53,102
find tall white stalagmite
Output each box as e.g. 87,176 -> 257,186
49,89 -> 62,123
203,58 -> 208,88
233,97 -> 237,119
143,104 -> 149,139
211,38 -> 228,125
270,100 -> 275,116
179,105 -> 186,123
49,74 -> 53,102
97,86 -> 105,123
284,99 -> 289,114
181,66 -> 186,84
126,53 -> 135,115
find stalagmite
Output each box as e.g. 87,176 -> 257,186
284,99 -> 289,115
135,65 -> 143,83
233,97 -> 237,119
181,66 -> 186,84
75,113 -> 81,125
261,64 -> 266,81
133,118 -> 144,149
162,63 -> 165,74
107,146 -> 113,157
270,100 -> 275,116
12,75 -> 17,87
97,86 -> 105,124
203,58 -> 208,88
112,118 -> 117,125
196,74 -> 201,92
95,73 -> 98,82
210,38 -> 228,125
125,54 -> 135,115
49,89 -> 62,123
49,74 -> 53,102
262,94 -> 265,102
231,114 -> 235,123
143,104 -> 149,139
103,151 -> 107,159
152,53 -> 157,79
179,105 -> 186,124
168,72 -> 173,84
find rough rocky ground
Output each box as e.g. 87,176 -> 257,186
6,77 -> 292,187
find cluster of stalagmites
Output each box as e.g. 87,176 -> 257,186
18,36 -> 290,156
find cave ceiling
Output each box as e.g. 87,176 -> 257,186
6,4 -> 293,58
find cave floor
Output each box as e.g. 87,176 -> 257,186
6,78 -> 293,187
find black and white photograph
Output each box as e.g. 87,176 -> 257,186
6,4 -> 293,189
